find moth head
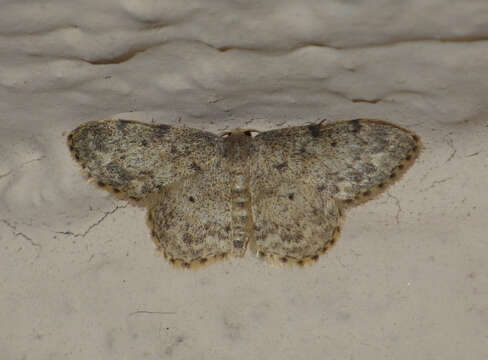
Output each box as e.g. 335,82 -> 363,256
219,128 -> 260,138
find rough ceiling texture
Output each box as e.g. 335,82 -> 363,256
1,1 -> 487,359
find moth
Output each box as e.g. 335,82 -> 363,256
67,118 -> 421,268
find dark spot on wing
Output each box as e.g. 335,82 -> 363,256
140,170 -> 154,177
153,124 -> 171,137
281,233 -> 293,243
183,233 -> 193,244
359,163 -> 376,174
308,123 -> 322,137
190,162 -> 202,171
233,240 -> 244,248
106,162 -> 132,183
116,119 -> 131,131
350,119 -> 362,133
274,161 -> 288,170
189,196 -> 195,202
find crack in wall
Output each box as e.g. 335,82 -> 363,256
0,156 -> 46,180
444,134 -> 457,163
1,218 -> 41,249
128,310 -> 176,316
55,204 -> 128,238
386,192 -> 402,224
420,176 -> 453,192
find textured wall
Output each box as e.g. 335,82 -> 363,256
1,1 -> 487,359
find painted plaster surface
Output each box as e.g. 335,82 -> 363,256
1,1 -> 487,359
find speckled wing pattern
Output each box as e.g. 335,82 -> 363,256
68,119 -> 233,266
68,119 -> 224,201
249,119 -> 421,265
68,118 -> 421,268
148,171 -> 234,267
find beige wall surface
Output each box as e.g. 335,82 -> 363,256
1,1 -> 487,359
